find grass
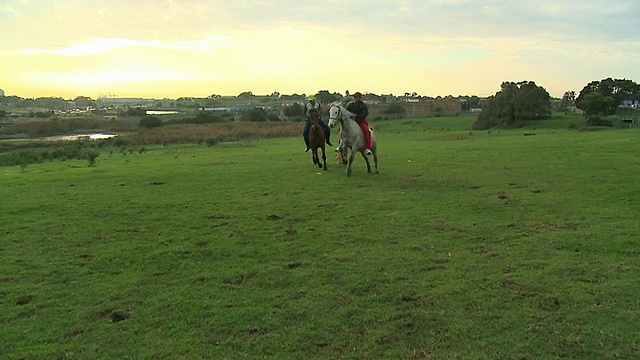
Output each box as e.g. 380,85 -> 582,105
2,114 -> 640,359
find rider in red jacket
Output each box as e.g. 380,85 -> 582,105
346,92 -> 373,155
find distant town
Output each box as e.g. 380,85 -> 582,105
0,89 -> 487,120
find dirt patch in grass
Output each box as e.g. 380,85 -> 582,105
98,308 -> 132,323
15,295 -> 34,305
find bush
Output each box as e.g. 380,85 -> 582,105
166,111 -> 227,125
283,103 -> 304,117
241,108 -> 268,122
266,113 -> 281,122
0,141 -> 102,167
112,137 -> 130,148
127,107 -> 147,117
585,115 -> 613,127
206,137 -> 220,147
138,116 -> 163,129
85,150 -> 100,167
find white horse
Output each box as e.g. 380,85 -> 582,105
328,102 -> 379,176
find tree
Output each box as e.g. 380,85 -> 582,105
578,92 -> 614,117
192,111 -> 224,124
127,107 -> 147,117
473,81 -> 551,130
74,96 -> 95,109
241,107 -> 268,122
283,103 -> 304,117
0,95 -> 22,106
315,90 -> 340,105
138,116 -> 162,129
575,78 -> 639,115
33,97 -> 67,110
237,91 -> 254,100
558,91 -> 576,111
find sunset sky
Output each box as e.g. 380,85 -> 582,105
1,0 -> 639,100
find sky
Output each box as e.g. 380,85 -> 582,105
1,0 -> 639,100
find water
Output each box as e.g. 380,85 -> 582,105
45,133 -> 118,141
146,110 -> 180,115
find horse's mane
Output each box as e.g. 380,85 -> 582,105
329,101 -> 355,118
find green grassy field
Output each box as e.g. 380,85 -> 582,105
2,114 -> 640,359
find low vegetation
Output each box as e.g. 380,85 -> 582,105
1,114 -> 639,358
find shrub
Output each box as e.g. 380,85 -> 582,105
266,113 -> 281,122
166,111 -> 226,125
138,116 -> 163,129
85,150 -> 100,167
0,141 -> 103,167
112,137 -> 130,148
585,115 -> 612,127
127,107 -> 147,117
283,103 -> 304,117
206,137 -> 220,147
241,108 -> 268,122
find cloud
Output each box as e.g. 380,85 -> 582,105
1,0 -> 639,98
0,36 -> 233,56
0,4 -> 17,17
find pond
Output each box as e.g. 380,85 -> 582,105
146,110 -> 180,115
44,133 -> 118,141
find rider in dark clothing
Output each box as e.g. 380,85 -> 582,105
346,92 -> 372,155
346,94 -> 369,120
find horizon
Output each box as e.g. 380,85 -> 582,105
2,1 -> 639,100
0,90 -> 520,101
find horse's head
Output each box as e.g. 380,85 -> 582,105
328,101 -> 348,128
308,109 -> 320,125
328,104 -> 339,128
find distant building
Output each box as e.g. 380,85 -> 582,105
0,88 -> 5,97
97,96 -> 154,107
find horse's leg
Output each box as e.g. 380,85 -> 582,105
312,148 -> 319,166
359,133 -> 372,173
361,149 -> 372,173
316,147 -> 322,169
347,147 -> 357,177
321,146 -> 327,170
372,143 -> 379,174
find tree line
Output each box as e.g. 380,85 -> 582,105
472,77 -> 639,130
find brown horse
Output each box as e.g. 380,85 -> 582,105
308,110 -> 327,170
